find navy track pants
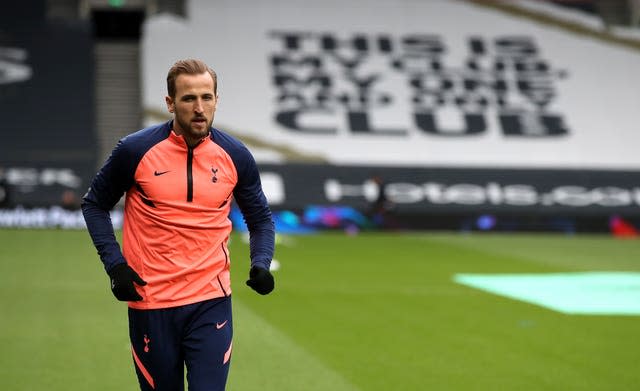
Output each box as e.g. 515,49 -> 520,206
128,296 -> 233,391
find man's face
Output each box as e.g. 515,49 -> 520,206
165,72 -> 218,144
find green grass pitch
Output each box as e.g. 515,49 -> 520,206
1,229 -> 639,390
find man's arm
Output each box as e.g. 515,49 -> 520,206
235,176 -> 276,295
81,138 -> 133,271
232,156 -> 275,269
232,148 -> 275,295
82,138 -> 146,300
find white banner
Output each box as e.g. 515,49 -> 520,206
142,0 -> 640,169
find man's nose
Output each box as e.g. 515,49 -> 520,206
194,99 -> 204,113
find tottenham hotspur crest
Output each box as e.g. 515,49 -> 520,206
211,167 -> 218,183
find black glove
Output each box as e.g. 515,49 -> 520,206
246,266 -> 274,295
107,263 -> 147,301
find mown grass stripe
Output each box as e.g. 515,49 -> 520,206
228,299 -> 360,391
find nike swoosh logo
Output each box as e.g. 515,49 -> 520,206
216,320 -> 228,330
154,170 -> 170,176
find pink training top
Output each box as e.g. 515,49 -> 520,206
83,121 -> 274,310
123,131 -> 236,309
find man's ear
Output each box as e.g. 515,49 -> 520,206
165,95 -> 175,113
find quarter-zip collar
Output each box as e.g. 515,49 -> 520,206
165,125 -> 209,203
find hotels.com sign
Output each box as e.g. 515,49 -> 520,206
257,164 -> 640,216
324,179 -> 640,208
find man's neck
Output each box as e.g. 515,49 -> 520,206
172,124 -> 206,148
183,135 -> 204,148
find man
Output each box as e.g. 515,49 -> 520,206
82,58 -> 275,391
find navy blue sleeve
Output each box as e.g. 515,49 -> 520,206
81,138 -> 139,273
213,129 -> 275,270
82,122 -> 171,273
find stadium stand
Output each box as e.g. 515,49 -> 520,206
1,0 -> 639,232
140,0 -> 640,230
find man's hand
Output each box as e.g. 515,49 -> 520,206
107,263 -> 147,301
246,266 -> 274,295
